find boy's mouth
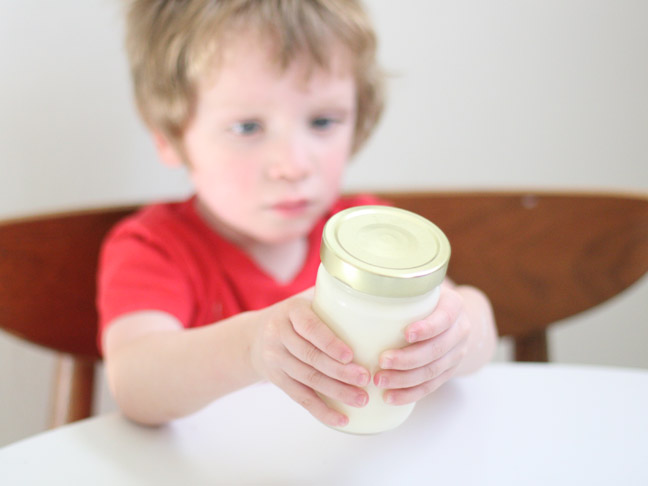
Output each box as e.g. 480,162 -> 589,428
269,198 -> 312,216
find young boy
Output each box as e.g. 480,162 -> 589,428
98,0 -> 497,429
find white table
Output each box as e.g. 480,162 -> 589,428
1,363 -> 647,485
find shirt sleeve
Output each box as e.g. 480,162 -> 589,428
96,226 -> 194,345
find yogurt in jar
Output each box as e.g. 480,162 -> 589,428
313,205 -> 451,434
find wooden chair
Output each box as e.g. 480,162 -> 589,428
1,191 -> 647,427
383,191 -> 648,361
0,206 -> 134,427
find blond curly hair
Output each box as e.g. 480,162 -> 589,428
124,0 -> 385,155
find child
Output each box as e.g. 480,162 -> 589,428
98,0 -> 497,429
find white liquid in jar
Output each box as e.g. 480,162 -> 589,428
313,264 -> 441,434
312,205 -> 450,434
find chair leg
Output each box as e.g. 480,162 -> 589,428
49,354 -> 96,428
514,330 -> 549,362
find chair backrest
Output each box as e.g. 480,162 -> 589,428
382,191 -> 648,361
0,206 -> 137,426
1,190 -> 647,425
0,206 -> 136,361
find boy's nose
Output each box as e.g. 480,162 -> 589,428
266,138 -> 313,182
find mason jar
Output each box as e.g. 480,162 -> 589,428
312,205 -> 451,434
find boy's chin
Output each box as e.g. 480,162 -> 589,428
258,227 -> 313,245
255,219 -> 319,244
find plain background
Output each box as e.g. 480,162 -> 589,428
1,0 -> 646,447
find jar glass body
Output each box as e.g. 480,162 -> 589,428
313,263 -> 441,434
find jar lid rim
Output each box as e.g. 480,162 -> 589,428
320,205 -> 450,297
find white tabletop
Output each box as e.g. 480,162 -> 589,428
1,363 -> 647,485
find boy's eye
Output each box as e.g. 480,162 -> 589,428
231,121 -> 261,135
310,117 -> 337,130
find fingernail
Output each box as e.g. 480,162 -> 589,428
339,350 -> 353,364
355,394 -> 368,407
384,392 -> 394,404
380,355 -> 393,369
356,371 -> 370,386
408,320 -> 427,342
374,374 -> 388,388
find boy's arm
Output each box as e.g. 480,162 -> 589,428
450,283 -> 498,375
102,290 -> 370,427
103,310 -> 258,425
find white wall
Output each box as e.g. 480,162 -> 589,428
1,0 -> 646,447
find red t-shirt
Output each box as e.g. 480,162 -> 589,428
96,194 -> 385,353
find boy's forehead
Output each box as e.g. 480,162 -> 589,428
192,40 -> 357,112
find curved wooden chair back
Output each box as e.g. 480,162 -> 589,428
1,191 -> 647,426
0,207 -> 134,426
384,191 -> 648,361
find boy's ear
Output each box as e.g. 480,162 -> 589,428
152,130 -> 184,168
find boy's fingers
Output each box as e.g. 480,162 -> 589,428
276,372 -> 350,428
281,327 -> 370,386
381,318 -> 468,371
375,343 -> 465,390
405,288 -> 463,343
381,368 -> 455,406
281,355 -> 368,408
288,302 -> 353,364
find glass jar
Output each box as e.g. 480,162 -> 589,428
312,205 -> 451,434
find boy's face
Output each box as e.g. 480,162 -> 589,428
167,38 -> 357,247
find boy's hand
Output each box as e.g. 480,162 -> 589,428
373,283 -> 471,405
250,289 -> 370,428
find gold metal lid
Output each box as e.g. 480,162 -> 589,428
320,205 -> 451,297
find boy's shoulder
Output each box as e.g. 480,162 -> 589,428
106,198 -> 198,245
